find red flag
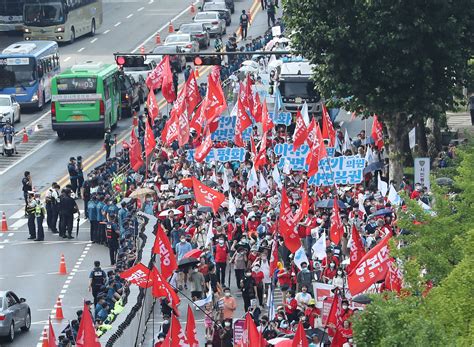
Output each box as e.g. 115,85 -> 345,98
144,118 -> 156,157
194,126 -> 213,162
250,135 -> 257,157
152,267 -> 181,308
162,314 -> 187,347
146,56 -> 166,90
243,312 -> 266,347
76,302 -> 101,347
348,233 -> 392,296
174,87 -> 189,148
120,263 -> 154,288
253,132 -> 268,171
192,177 -> 225,213
234,97 -> 252,147
129,128 -> 143,172
306,123 -> 327,177
252,92 -> 263,123
185,70 -> 202,115
306,117 -> 317,148
322,104 -> 336,146
186,305 -> 199,347
48,317 -> 58,347
325,292 -> 342,330
384,260 -> 403,294
346,224 -> 366,273
278,188 -> 301,253
161,111 -> 178,146
292,321 -> 309,347
294,181 -> 309,223
204,73 -> 226,123
329,199 -> 343,245
161,55 -> 176,103
371,115 -> 384,150
269,238 -> 279,276
147,90 -> 159,122
210,65 -> 221,83
261,99 -> 274,133
189,102 -> 205,136
152,224 -> 178,280
243,74 -> 254,112
292,110 -> 308,150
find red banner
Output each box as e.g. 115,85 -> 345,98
292,110 -> 308,150
146,56 -> 166,90
147,90 -> 159,122
129,128 -> 143,172
371,115 -> 384,150
185,70 -> 201,115
234,96 -> 252,147
278,188 -> 300,253
161,111 -> 178,146
144,118 -> 156,157
347,224 -> 366,273
192,177 -> 225,213
152,223 -> 178,280
119,263 -> 153,288
329,198 -> 343,245
194,126 -> 213,163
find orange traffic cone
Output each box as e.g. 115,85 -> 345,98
194,67 -> 199,78
54,298 -> 64,320
155,33 -> 161,44
168,21 -> 174,33
190,3 -> 196,14
140,46 -> 145,54
41,327 -> 49,347
22,128 -> 28,143
59,254 -> 67,275
1,212 -> 8,232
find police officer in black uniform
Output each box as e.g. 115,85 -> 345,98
26,191 -> 36,240
58,188 -> 78,239
22,171 -> 32,216
89,260 -> 106,306
106,215 -> 120,265
67,157 -> 78,198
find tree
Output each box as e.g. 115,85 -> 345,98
284,0 -> 474,183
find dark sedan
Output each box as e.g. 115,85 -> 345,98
178,23 -> 211,49
0,291 -> 31,342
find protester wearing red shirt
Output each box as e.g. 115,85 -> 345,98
214,237 -> 229,284
251,265 -> 265,306
322,262 -> 337,283
304,299 -> 320,328
277,266 -> 292,298
284,291 -> 298,322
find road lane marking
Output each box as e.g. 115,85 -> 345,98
0,139 -> 53,176
126,13 -> 134,19
64,56 -> 71,62
16,274 -> 34,278
148,0 -> 154,4
90,38 -> 98,43
114,22 -> 121,27
137,7 -> 144,12
103,29 -> 110,34
10,219 -> 28,229
10,210 -> 25,219
77,47 -> 85,52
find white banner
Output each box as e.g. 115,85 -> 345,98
414,157 -> 430,189
409,127 -> 416,149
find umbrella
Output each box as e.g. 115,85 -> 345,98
241,60 -> 259,69
129,187 -> 155,199
202,180 -> 218,188
315,199 -> 346,209
172,194 -> 194,201
178,257 -> 200,268
352,294 -> 372,304
197,206 -> 213,213
363,161 -> 383,174
435,177 -> 454,186
183,249 -> 203,259
368,208 -> 393,219
239,65 -> 258,73
158,209 -> 182,217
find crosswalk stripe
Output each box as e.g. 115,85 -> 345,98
11,209 -> 25,219
10,219 -> 28,229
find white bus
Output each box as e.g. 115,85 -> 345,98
0,0 -> 25,31
23,0 -> 103,43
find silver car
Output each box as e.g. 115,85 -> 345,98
0,291 -> 31,342
164,33 -> 199,61
0,95 -> 21,123
193,11 -> 226,37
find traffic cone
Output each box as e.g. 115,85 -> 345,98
22,128 -> 28,143
59,254 -> 67,275
1,212 -> 8,232
54,297 -> 64,320
168,21 -> 174,33
41,327 -> 48,347
155,33 -> 161,44
132,111 -> 138,127
190,3 -> 196,14
140,46 -> 145,54
194,67 -> 199,78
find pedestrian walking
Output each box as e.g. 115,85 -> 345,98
26,191 -> 36,240
67,157 -> 78,197
267,0 -> 276,27
21,171 -> 32,216
89,260 -> 106,306
240,269 -> 257,313
105,215 -> 119,265
58,188 -> 78,239
214,236 -> 229,284
33,192 -> 46,241
240,10 -> 249,39
104,128 -> 113,160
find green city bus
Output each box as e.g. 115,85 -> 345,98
51,62 -> 121,138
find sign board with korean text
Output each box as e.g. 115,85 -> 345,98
414,157 -> 430,189
211,113 -> 252,142
321,297 -> 334,325
313,282 -> 334,308
186,147 -> 246,163
233,319 -> 245,345
269,111 -> 292,126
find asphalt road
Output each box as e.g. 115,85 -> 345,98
0,0 -> 263,346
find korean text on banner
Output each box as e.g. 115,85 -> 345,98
414,157 -> 430,190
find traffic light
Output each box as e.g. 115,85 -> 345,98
193,55 -> 222,66
115,55 -> 145,67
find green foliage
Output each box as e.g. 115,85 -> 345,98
350,142 -> 474,346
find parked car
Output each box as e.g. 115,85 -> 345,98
177,23 -> 211,49
164,33 -> 199,61
0,291 -> 31,342
0,95 -> 20,123
205,0 -> 234,14
193,11 -> 226,37
152,45 -> 187,72
202,2 -> 232,26
118,73 -> 141,117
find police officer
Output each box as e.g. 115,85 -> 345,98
104,129 -> 113,160
76,156 -> 84,199
58,188 -> 78,239
26,191 -> 36,240
22,171 -> 32,216
67,157 -> 78,197
96,195 -> 106,244
45,182 -> 59,232
106,215 -> 119,265
240,10 -> 249,39
88,194 -> 98,243
33,192 -> 46,241
89,260 -> 106,306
